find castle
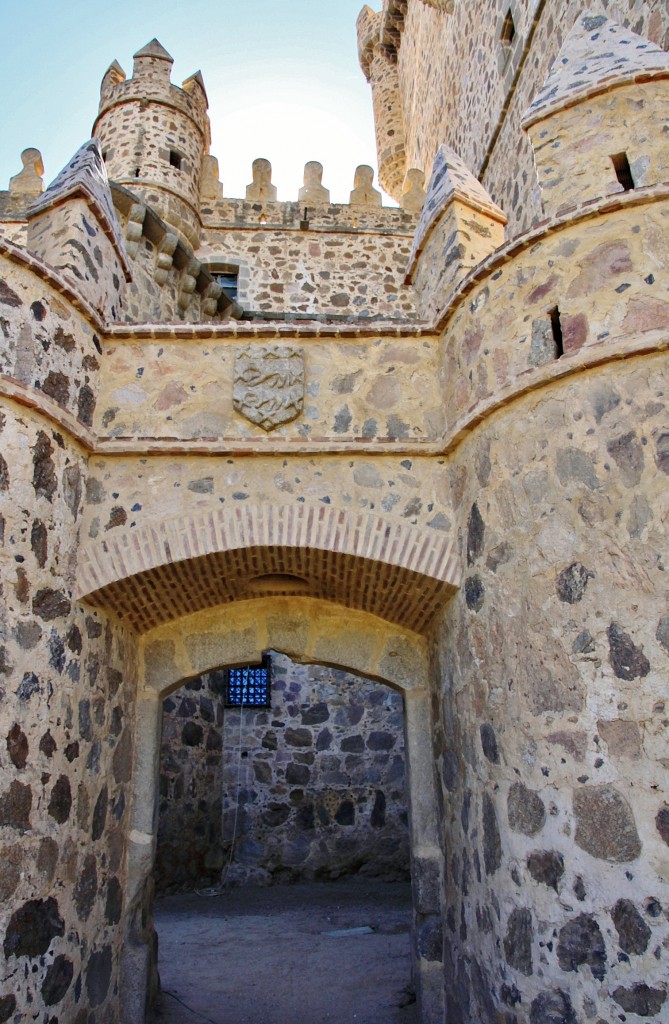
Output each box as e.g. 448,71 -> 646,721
1,2 -> 669,1022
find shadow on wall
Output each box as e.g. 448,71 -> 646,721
155,651 -> 410,893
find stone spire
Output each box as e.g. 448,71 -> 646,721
405,145 -> 506,320
132,39 -> 174,84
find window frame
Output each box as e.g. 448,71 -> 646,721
224,654 -> 272,709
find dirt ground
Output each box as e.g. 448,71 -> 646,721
150,879 -> 418,1024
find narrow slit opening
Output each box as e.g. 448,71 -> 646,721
549,306 -> 564,358
501,9 -> 516,46
611,152 -> 635,191
169,150 -> 182,171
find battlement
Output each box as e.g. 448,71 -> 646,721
200,197 -> 416,232
97,40 -> 208,124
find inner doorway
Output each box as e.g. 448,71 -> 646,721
151,652 -> 414,1022
156,653 -> 410,891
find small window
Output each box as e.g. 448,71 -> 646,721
225,655 -> 271,708
169,150 -> 182,170
501,8 -> 516,46
213,270 -> 239,301
611,152 -> 635,191
549,305 -> 564,358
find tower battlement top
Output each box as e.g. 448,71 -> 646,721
97,38 -> 209,125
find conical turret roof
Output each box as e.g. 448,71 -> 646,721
133,39 -> 174,62
523,12 -> 669,128
406,145 -> 506,279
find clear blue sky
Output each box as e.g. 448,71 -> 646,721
1,0 -> 385,203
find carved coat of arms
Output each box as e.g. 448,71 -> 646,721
233,345 -> 304,431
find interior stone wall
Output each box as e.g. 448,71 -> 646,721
155,653 -> 409,891
431,364 -> 669,1023
155,675 -> 224,893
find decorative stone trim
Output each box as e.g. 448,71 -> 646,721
154,231 -> 178,285
177,255 -> 201,310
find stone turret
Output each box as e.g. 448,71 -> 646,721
523,12 -> 669,217
405,145 -> 506,319
357,6 -> 407,202
26,138 -> 131,320
93,39 -> 212,249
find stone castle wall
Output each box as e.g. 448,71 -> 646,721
0,406 -> 138,1022
199,200 -> 418,318
93,329 -> 441,444
0,252 -> 103,429
155,674 -> 224,893
155,654 -> 409,892
1,5 -> 668,1022
432,357 -> 669,1022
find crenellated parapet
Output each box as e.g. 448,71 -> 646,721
93,39 -> 213,250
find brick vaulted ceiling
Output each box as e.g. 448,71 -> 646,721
76,504 -> 461,634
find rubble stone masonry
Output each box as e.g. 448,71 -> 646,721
1,4 -> 668,1022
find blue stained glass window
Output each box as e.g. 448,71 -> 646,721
225,654 -> 271,707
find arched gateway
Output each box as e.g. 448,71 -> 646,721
75,511 -> 460,1023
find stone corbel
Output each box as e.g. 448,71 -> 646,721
178,256 -> 201,311
154,232 -> 178,286
125,202 -> 146,258
202,280 -> 222,317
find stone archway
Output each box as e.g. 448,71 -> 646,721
76,505 -> 459,1023
121,598 -> 444,1023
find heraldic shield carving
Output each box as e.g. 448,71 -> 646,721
233,345 -> 305,431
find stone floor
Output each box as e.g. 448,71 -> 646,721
150,879 -> 418,1024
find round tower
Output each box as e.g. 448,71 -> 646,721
357,7 -> 407,202
93,39 -> 211,249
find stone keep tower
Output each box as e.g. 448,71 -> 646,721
94,39 -> 211,249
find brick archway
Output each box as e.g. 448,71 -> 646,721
77,503 -> 460,634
